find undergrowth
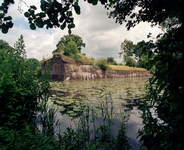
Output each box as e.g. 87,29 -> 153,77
0,88 -> 131,150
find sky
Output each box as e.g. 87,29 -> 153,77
0,0 -> 162,63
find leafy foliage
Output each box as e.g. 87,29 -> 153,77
54,34 -> 86,54
58,93 -> 131,150
106,0 -> 182,30
124,55 -> 137,67
119,39 -> 155,70
0,39 -> 14,52
93,58 -> 110,70
0,35 -> 51,130
25,58 -> 41,68
63,39 -> 81,60
137,26 -> 183,149
119,39 -> 135,58
107,57 -> 117,65
0,0 -> 182,34
107,57 -> 114,63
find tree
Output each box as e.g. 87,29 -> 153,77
134,40 -> 155,70
0,36 -> 50,130
25,58 -> 40,68
63,39 -> 80,60
124,55 -> 136,67
107,57 -> 114,63
107,57 -> 117,65
54,34 -> 85,54
119,39 -> 135,58
14,34 -> 26,58
0,0 -> 182,34
0,39 -> 14,52
0,39 -> 10,50
137,26 -> 182,150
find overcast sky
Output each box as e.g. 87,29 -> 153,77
0,0 -> 162,63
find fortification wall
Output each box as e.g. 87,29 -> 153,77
41,54 -> 152,81
64,63 -> 152,81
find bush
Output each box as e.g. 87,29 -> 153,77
63,40 -> 81,60
0,36 -> 51,130
124,56 -> 137,67
93,58 -> 110,70
111,61 -> 118,65
107,57 -> 114,63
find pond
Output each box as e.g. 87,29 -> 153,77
46,77 -> 149,149
48,77 -> 148,120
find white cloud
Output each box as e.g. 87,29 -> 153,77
1,0 -> 162,63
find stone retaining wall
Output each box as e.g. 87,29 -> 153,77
41,54 -> 152,81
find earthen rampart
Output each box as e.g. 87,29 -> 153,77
41,54 -> 152,81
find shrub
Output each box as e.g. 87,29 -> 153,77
107,57 -> 114,63
111,61 -> 118,65
93,58 -> 110,70
63,40 -> 81,60
124,56 -> 137,67
0,36 -> 51,130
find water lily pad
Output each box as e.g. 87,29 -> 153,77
67,110 -> 74,114
62,114 -> 73,120
58,107 -> 66,112
70,113 -> 77,117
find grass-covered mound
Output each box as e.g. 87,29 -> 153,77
109,65 -> 147,71
44,52 -> 147,71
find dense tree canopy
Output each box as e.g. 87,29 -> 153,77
119,39 -> 135,58
25,58 -> 40,68
124,55 -> 136,67
119,39 -> 155,70
63,39 -> 81,60
53,34 -> 85,54
0,0 -> 182,34
0,39 -> 14,52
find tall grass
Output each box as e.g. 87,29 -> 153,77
58,89 -> 131,149
0,88 -> 131,149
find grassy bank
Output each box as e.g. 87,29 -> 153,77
43,54 -> 147,71
109,65 -> 147,71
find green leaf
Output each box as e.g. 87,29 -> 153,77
24,12 -> 30,18
36,19 -> 44,28
30,23 -> 36,30
0,13 -> 4,18
39,12 -> 46,18
2,24 -> 8,34
7,21 -> 13,28
68,23 -> 75,29
87,0 -> 93,4
4,16 -> 12,21
41,4 -> 46,11
30,5 -> 37,10
74,5 -> 80,15
2,28 -> 8,34
59,16 -> 65,23
68,29 -> 72,34
92,0 -> 98,5
67,11 -> 72,17
60,22 -> 66,30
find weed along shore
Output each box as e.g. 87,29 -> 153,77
42,54 -> 152,81
46,77 -> 149,149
